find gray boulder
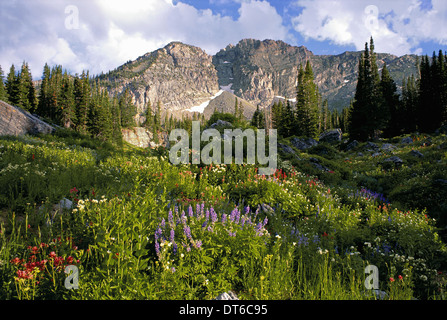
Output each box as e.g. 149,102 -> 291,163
345,140 -> 359,151
409,150 -> 424,158
319,129 -> 342,143
278,143 -> 295,155
309,157 -> 331,172
290,137 -> 318,150
380,143 -> 395,152
364,141 -> 379,151
401,137 -> 413,144
214,291 -> 239,300
0,100 -> 55,136
383,156 -> 403,166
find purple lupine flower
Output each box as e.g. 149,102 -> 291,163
170,229 -> 175,243
188,205 -> 194,218
262,216 -> 268,227
221,213 -> 227,224
255,222 -> 263,235
155,241 -> 160,256
155,227 -> 162,238
161,218 -> 166,229
200,202 -> 205,217
244,206 -> 250,215
196,203 -> 200,217
184,225 -> 192,239
181,211 -> 187,224
168,210 -> 174,226
202,221 -> 207,229
228,231 -> 236,237
205,209 -> 210,221
229,208 -> 237,222
210,207 -> 217,223
235,209 -> 241,224
241,216 -> 246,227
196,240 -> 202,248
173,242 -> 178,255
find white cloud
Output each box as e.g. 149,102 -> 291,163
291,0 -> 447,56
0,0 -> 290,79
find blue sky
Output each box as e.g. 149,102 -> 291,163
1,0 -> 446,79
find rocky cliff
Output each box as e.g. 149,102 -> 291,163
214,39 -> 419,110
99,42 -> 220,117
98,38 -> 420,117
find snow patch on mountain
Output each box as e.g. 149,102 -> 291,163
185,89 -> 225,113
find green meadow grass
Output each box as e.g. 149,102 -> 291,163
0,130 -> 446,300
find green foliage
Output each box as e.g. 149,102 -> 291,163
1,130 -> 445,300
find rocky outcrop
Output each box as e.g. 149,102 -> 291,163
319,129 -> 342,143
101,42 -> 220,119
0,100 -> 55,136
98,39 -> 419,121
121,127 -> 169,149
213,39 -> 418,110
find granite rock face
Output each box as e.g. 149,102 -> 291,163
121,127 -> 169,149
98,39 -> 419,120
0,100 -> 55,136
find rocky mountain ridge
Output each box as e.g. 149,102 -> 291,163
97,38 -> 420,118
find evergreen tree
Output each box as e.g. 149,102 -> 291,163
18,62 -> 38,113
401,74 -> 419,133
251,105 -> 265,129
74,71 -> 91,134
110,96 -> 123,145
59,71 -> 76,128
119,88 -> 135,128
37,63 -> 51,118
380,63 -> 401,137
417,54 -> 439,132
295,61 -> 320,138
0,66 -> 8,102
320,99 -> 330,132
271,100 -> 283,131
348,39 -> 383,140
6,64 -> 19,106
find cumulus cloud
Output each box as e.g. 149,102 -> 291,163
0,0 -> 290,79
291,0 -> 447,56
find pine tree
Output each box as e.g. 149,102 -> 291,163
59,71 -> 76,128
110,96 -> 123,145
348,39 -> 383,140
295,61 -> 320,139
417,54 -> 438,132
119,89 -> 136,128
271,100 -> 283,131
17,62 -> 38,113
381,63 -> 401,137
0,66 -> 8,102
320,99 -> 330,132
401,74 -> 419,133
251,105 -> 265,129
74,71 -> 91,134
6,64 -> 19,106
37,63 -> 51,118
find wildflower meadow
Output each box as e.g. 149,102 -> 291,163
0,129 -> 446,301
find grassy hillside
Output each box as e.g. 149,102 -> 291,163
0,129 -> 446,300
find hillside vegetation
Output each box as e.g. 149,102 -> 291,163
0,128 -> 446,300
